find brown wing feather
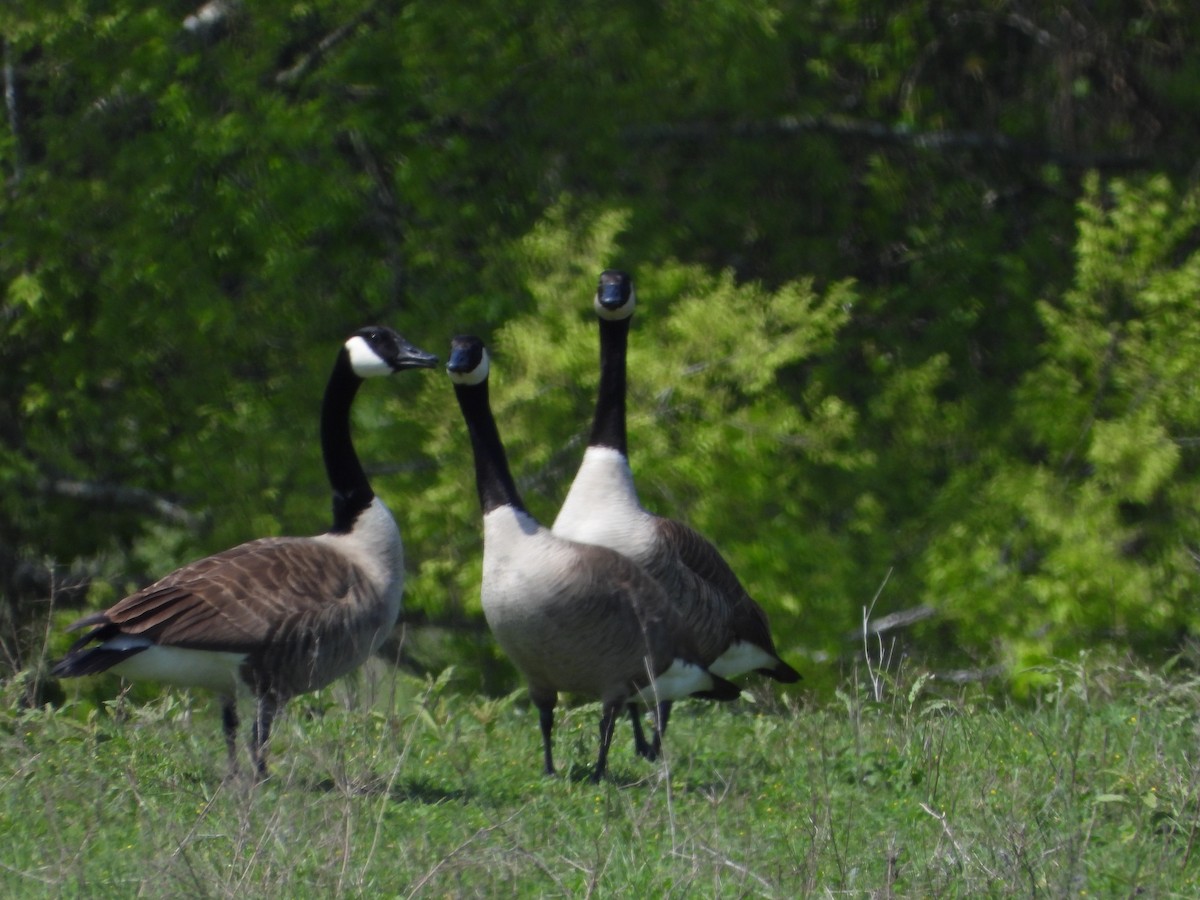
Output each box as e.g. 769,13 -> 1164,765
94,537 -> 358,652
653,516 -> 779,654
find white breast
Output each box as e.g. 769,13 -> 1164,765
316,497 -> 405,637
553,446 -> 654,557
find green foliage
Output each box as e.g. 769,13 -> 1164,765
922,176 -> 1200,676
5,1 -> 1200,686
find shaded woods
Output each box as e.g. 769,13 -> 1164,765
4,2 -> 1200,693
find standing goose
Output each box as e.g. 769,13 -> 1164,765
52,326 -> 438,778
553,270 -> 800,760
447,334 -> 739,782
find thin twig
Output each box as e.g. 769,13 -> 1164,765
275,1 -> 381,87
921,802 -> 999,881
404,809 -> 526,899
37,477 -> 202,528
862,569 -> 894,702
623,114 -> 1148,171
679,842 -> 777,896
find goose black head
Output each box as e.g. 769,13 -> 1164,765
447,335 -> 490,386
594,270 -> 635,321
345,326 -> 439,378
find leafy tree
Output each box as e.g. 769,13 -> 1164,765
921,175 -> 1200,678
3,1 -> 1200,694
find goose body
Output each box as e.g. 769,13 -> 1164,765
448,335 -> 738,782
52,327 -> 438,777
553,271 -> 799,758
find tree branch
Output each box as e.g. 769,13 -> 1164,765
850,603 -> 937,639
623,114 -> 1150,171
37,477 -> 203,528
182,1 -> 240,43
3,38 -> 23,188
275,1 -> 382,87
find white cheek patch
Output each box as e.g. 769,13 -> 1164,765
345,335 -> 394,378
594,286 -> 637,321
448,348 -> 490,386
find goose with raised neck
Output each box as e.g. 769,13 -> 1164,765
553,270 -> 800,760
447,334 -> 739,782
52,326 -> 438,778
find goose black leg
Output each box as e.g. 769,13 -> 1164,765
535,698 -> 557,776
250,692 -> 280,781
653,700 -> 673,757
592,700 -> 621,783
220,696 -> 239,771
627,704 -> 658,760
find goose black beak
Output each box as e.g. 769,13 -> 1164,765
596,270 -> 632,311
393,343 -> 439,371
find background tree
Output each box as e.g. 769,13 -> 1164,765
3,1 -> 1198,692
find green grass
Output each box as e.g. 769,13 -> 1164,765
2,655 -> 1199,897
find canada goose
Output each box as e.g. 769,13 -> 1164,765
447,334 -> 739,782
52,326 -> 438,778
553,270 -> 800,760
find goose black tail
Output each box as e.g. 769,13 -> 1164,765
51,624 -> 145,679
761,659 -> 801,683
694,672 -> 741,702
52,645 -> 146,679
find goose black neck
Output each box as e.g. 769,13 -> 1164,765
322,351 -> 374,533
588,316 -> 630,454
453,381 -> 528,516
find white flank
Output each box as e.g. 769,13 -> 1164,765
111,643 -> 247,694
709,640 -> 778,678
345,335 -> 393,378
635,658 -> 728,705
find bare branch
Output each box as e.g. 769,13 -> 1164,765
864,604 -> 937,636
623,114 -> 1150,171
3,38 -> 23,188
275,1 -> 382,87
37,477 -> 203,528
182,1 -> 240,43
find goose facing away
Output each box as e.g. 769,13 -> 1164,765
552,270 -> 800,759
52,326 -> 438,778
446,334 -> 739,782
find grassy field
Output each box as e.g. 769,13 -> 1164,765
2,654 -> 1199,897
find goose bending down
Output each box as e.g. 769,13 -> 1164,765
52,326 -> 438,778
553,270 -> 800,760
447,335 -> 739,782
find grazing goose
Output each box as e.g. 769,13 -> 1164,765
52,326 -> 438,778
553,270 -> 800,760
447,334 -> 739,782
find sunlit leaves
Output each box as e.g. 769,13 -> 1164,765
923,176 -> 1200,677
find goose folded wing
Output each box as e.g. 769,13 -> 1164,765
77,538 -> 359,653
653,517 -> 776,646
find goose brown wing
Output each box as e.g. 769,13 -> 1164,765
653,516 -> 778,653
87,537 -> 358,652
546,543 -> 687,670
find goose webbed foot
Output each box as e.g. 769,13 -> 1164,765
627,704 -> 658,761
